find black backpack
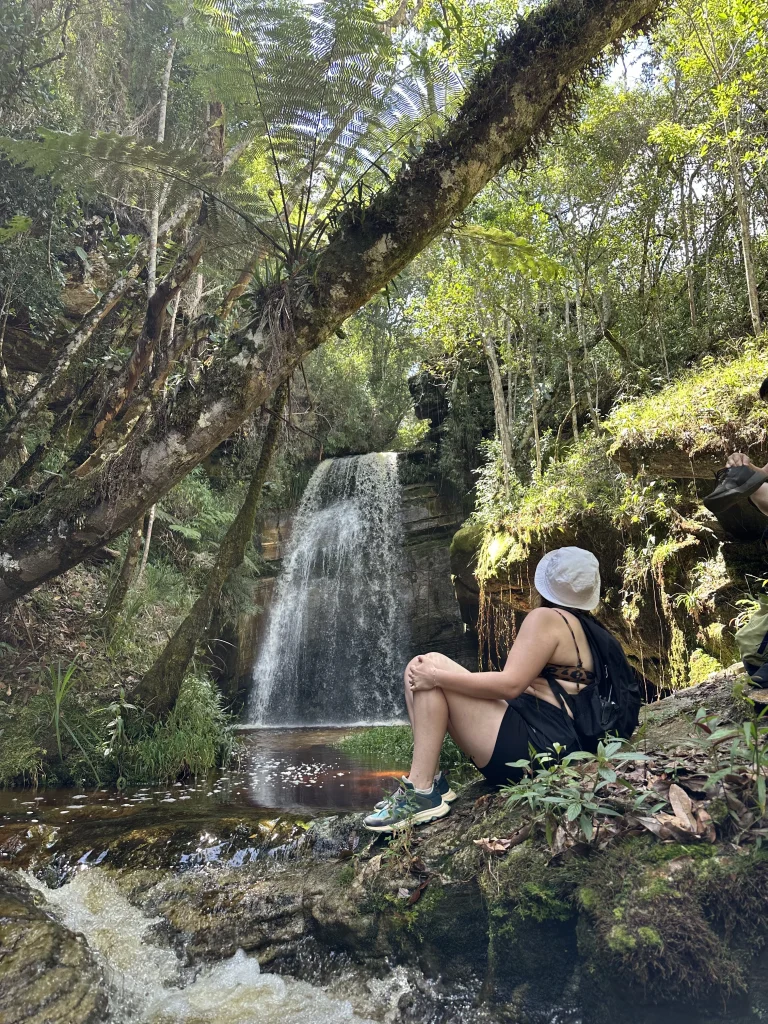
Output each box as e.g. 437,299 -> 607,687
547,612 -> 643,753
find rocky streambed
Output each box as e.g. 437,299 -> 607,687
3,671 -> 768,1024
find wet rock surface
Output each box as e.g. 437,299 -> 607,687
5,673 -> 768,1024
0,868 -> 107,1024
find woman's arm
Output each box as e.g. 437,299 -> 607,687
408,608 -> 559,700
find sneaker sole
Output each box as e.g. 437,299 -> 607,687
704,470 -> 768,515
363,800 -> 451,833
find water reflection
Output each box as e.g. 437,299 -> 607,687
241,727 -> 408,811
0,727 -> 408,832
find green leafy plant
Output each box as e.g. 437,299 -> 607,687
502,740 -> 661,846
48,660 -> 103,784
694,706 -> 768,820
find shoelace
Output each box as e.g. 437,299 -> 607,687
377,787 -> 409,817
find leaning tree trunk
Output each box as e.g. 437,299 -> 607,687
102,520 -> 144,629
0,0 -> 663,604
135,384 -> 288,716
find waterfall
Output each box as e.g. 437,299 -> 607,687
247,453 -> 408,727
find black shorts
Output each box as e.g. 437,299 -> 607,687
476,695 -> 580,787
476,703 -> 530,786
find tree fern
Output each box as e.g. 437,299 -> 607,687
0,0 -> 454,270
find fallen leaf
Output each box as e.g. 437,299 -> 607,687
635,816 -> 674,840
654,813 -> 703,843
552,824 -> 569,856
473,837 -> 512,854
694,807 -> 716,843
473,824 -> 531,856
668,784 -> 699,832
407,877 -> 430,905
398,887 -> 410,899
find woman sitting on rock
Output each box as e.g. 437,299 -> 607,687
364,546 -> 640,833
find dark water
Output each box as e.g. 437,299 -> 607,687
0,727 -> 408,844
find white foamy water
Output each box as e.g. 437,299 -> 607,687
24,870 -> 375,1024
248,453 -> 407,727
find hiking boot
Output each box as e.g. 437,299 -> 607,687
363,778 -> 450,833
703,465 -> 768,516
373,771 -> 456,810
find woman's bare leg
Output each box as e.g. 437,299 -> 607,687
407,687 -> 450,789
402,652 -> 471,728
403,653 -> 507,789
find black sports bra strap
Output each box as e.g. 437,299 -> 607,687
553,609 -> 583,669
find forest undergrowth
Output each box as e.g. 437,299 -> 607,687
0,469 -> 252,787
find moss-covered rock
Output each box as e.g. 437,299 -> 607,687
0,869 -> 107,1024
607,348 -> 768,479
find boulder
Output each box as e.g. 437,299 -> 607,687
0,869 -> 107,1024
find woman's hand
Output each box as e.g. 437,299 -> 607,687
407,655 -> 437,692
727,452 -> 756,469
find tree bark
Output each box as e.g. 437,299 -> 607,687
576,287 -> 600,433
483,333 -> 514,485
102,519 -> 144,628
526,324 -> 542,478
729,143 -> 762,336
0,275 -> 138,473
137,504 -> 155,583
147,39 -> 176,300
564,293 -> 579,440
0,0 -> 663,603
135,383 -> 288,715
678,166 -> 697,329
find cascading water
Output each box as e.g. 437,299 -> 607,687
248,453 -> 407,727
24,870 -> 376,1024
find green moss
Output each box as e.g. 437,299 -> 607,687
485,847 -> 572,931
569,839 -> 768,1000
637,926 -> 664,949
400,883 -> 446,938
336,863 -> 356,887
606,347 -> 768,456
449,522 -> 485,561
578,886 -> 598,910
688,649 -> 723,685
474,436 -> 624,582
607,923 -> 637,952
629,840 -> 717,864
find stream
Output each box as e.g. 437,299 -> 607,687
23,868 -> 385,1024
0,727 -> 407,822
0,729 -> 434,1024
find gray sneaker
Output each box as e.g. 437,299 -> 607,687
373,772 -> 456,810
364,778 -> 450,833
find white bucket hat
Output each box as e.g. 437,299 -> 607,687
534,546 -> 601,611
